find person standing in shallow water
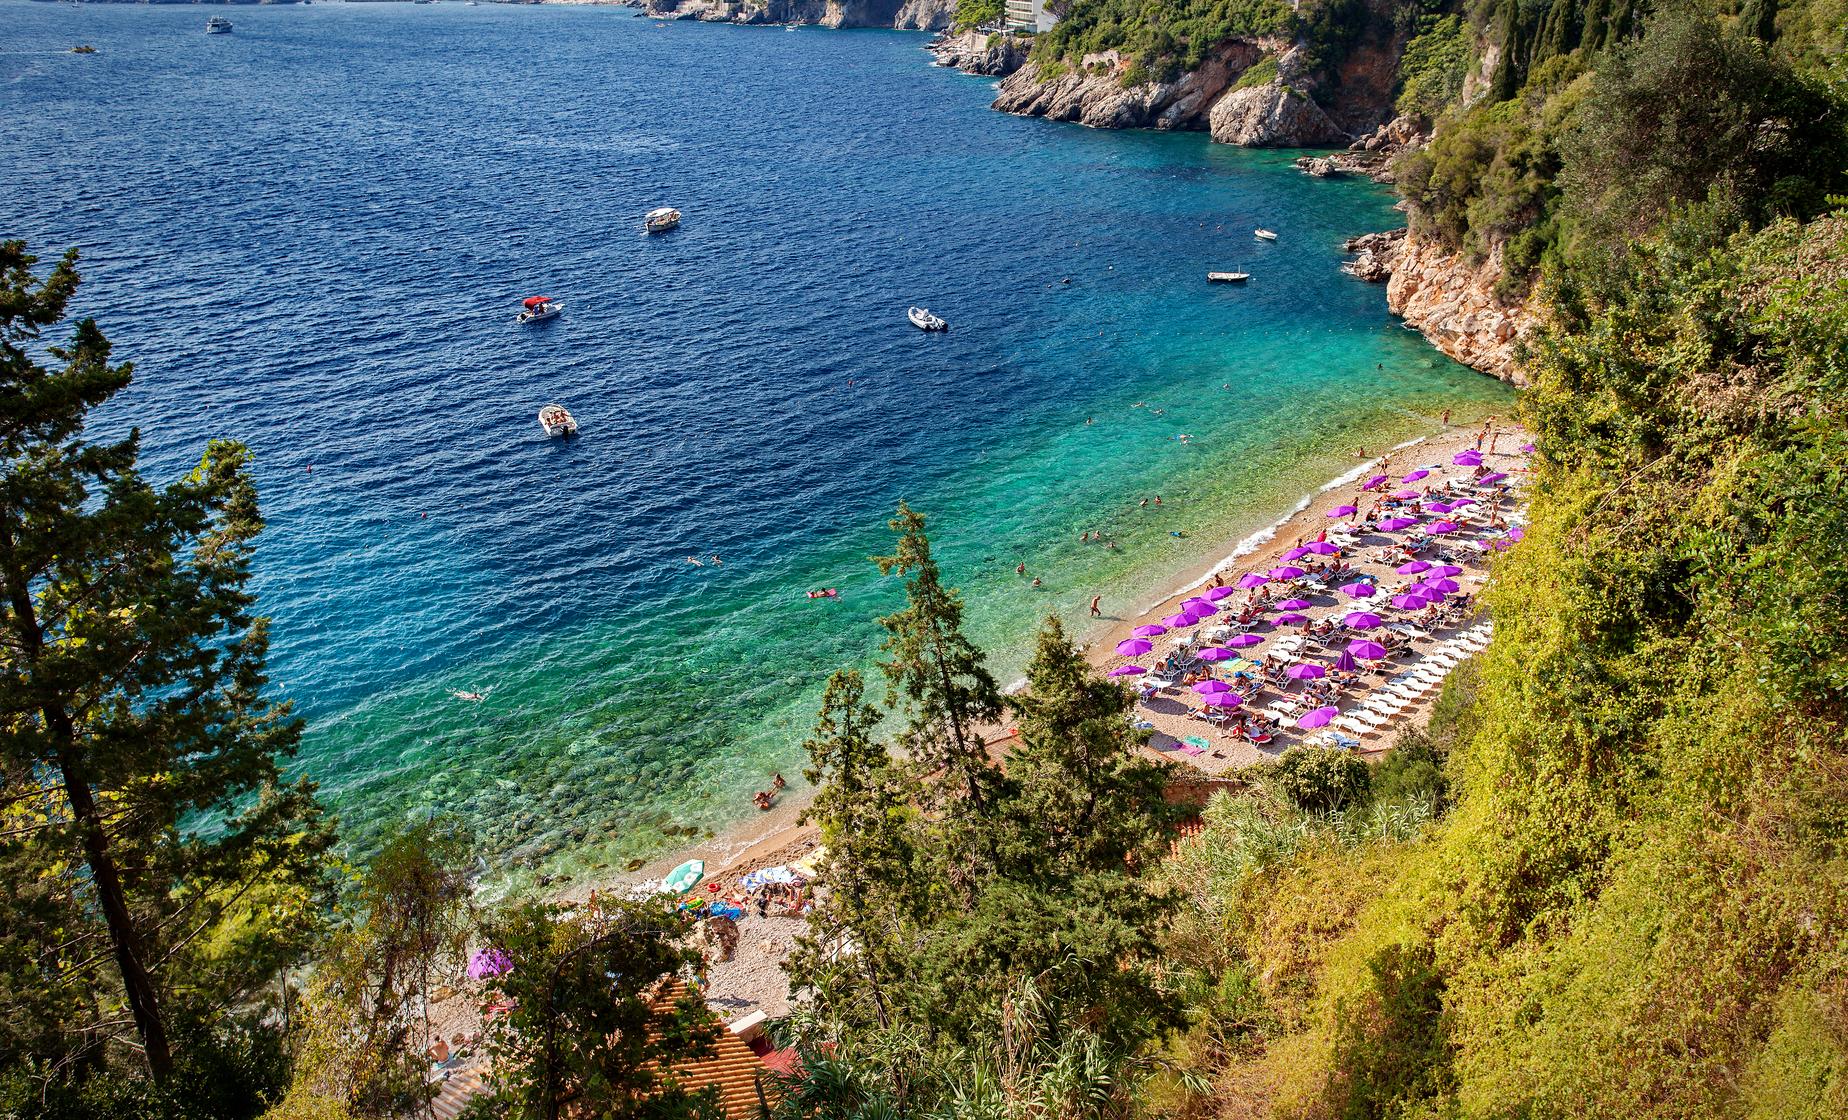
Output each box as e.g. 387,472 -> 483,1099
1090,595 -> 1102,617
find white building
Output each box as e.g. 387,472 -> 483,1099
1004,0 -> 1057,33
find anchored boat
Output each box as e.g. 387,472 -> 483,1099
517,296 -> 562,324
1254,228 -> 1279,241
908,306 -> 948,331
205,16 -> 233,33
644,207 -> 681,233
1207,272 -> 1250,283
538,404 -> 578,438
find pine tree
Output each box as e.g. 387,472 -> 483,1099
1539,0 -> 1581,61
1003,617 -> 1179,877
0,243 -> 333,1082
871,502 -> 1007,818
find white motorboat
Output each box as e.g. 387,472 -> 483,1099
907,306 -> 948,331
205,15 -> 233,32
644,207 -> 681,233
1254,228 -> 1279,241
1207,271 -> 1250,283
516,296 -> 562,324
538,404 -> 578,438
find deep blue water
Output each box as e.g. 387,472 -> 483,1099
0,1 -> 1511,878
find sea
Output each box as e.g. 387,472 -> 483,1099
0,0 -> 1513,883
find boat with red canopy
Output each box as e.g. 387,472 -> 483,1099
517,295 -> 562,325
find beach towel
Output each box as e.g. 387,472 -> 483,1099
1176,736 -> 1210,756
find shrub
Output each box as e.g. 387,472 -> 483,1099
1274,748 -> 1372,815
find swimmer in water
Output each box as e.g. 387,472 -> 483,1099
1016,562 -> 1027,576
711,555 -> 722,566
1031,577 -> 1042,588
451,689 -> 490,702
687,556 -> 703,566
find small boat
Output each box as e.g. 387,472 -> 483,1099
908,306 -> 948,331
1207,271 -> 1250,283
1254,228 -> 1279,241
72,44 -> 97,53
538,404 -> 578,438
205,15 -> 233,32
644,207 -> 681,233
516,295 -> 562,324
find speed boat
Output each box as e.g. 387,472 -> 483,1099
517,296 -> 562,324
1254,228 -> 1279,241
205,16 -> 233,32
908,306 -> 948,331
1207,271 -> 1250,282
538,404 -> 578,438
644,207 -> 681,233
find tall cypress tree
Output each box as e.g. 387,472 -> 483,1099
0,243 -> 333,1082
1741,0 -> 1777,44
1489,0 -> 1524,101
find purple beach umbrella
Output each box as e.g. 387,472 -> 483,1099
1227,633 -> 1265,648
1204,692 -> 1244,708
1275,598 -> 1313,611
1509,526 -> 1526,541
1424,501 -> 1454,514
1339,582 -> 1378,599
1421,577 -> 1461,593
1434,564 -> 1465,577
1236,572 -> 1271,589
1107,664 -> 1148,677
1206,585 -> 1239,601
1348,639 -> 1389,660
1478,472 -> 1508,485
1268,565 -> 1306,579
1427,521 -> 1460,535
1186,600 -> 1220,617
1297,705 -> 1340,729
1115,638 -> 1153,657
469,948 -> 513,981
1132,624 -> 1168,637
1391,488 -> 1421,500
1333,650 -> 1358,672
1285,663 -> 1327,680
1328,505 -> 1358,518
1197,646 -> 1236,661
1281,546 -> 1311,561
1391,593 -> 1428,610
1194,679 -> 1232,695
1449,497 -> 1477,509
1521,442 -> 1536,453
1454,450 -> 1483,466
1378,516 -> 1420,531
1304,541 -> 1340,555
1396,560 -> 1431,574
1162,613 -> 1195,628
1419,588 -> 1448,602
1274,612 -> 1310,626
1362,474 -> 1389,490
1403,469 -> 1429,482
1344,611 -> 1384,629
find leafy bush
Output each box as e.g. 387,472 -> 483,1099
1031,0 -> 1292,71
1233,55 -> 1279,89
1274,748 -> 1373,815
954,0 -> 1004,30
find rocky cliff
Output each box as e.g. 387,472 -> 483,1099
1359,231 -> 1535,384
638,0 -> 952,29
928,29 -> 1031,77
990,41 -> 1269,130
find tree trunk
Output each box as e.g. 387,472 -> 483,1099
56,743 -> 173,1080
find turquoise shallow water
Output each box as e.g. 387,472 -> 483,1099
0,1 -> 1512,878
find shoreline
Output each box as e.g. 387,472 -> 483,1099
564,418 -> 1523,906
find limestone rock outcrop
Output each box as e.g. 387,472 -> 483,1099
1384,232 -> 1536,384
990,42 -> 1266,131
1340,227 -> 1405,281
639,0 -> 952,29
928,28 -> 1030,77
1207,79 -> 1349,147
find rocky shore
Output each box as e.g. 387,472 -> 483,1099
1338,228 -> 1534,385
926,28 -> 1030,77
635,0 -> 952,29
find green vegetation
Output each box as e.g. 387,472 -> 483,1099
1032,0 -> 1293,75
953,0 -> 1004,32
1233,55 -> 1280,89
1393,13 -> 1470,119
778,508 -> 1184,1113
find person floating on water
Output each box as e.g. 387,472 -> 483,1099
687,556 -> 703,566
1016,562 -> 1027,576
451,688 -> 489,702
710,554 -> 722,566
